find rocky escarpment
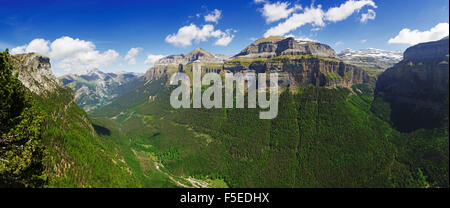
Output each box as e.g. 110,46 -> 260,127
403,36 -> 449,61
234,36 -> 336,58
224,56 -> 369,88
145,38 -> 368,89
11,53 -> 63,96
155,48 -> 228,66
374,37 -> 449,132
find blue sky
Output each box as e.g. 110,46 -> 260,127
0,0 -> 448,75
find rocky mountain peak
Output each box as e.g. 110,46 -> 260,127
154,48 -> 228,66
10,52 -> 62,96
234,36 -> 336,58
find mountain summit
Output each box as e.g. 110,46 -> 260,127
234,36 -> 337,58
155,48 -> 228,66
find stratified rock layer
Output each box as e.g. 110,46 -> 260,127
234,36 -> 336,58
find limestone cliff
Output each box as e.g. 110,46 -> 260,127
145,38 -> 368,89
224,56 -> 368,88
374,37 -> 449,132
10,53 -> 62,96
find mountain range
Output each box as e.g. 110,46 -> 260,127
337,48 -> 403,71
59,69 -> 145,111
1,36 -> 448,188
62,37 -> 405,111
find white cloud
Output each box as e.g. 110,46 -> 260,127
263,0 -> 377,37
360,9 -> 376,23
261,2 -> 302,23
204,9 -> 222,24
325,0 -> 377,22
335,41 -> 344,46
264,5 -> 325,37
254,0 -> 266,3
11,36 -> 119,73
165,24 -> 235,47
11,38 -> 50,55
388,23 -> 449,45
144,54 -> 165,66
285,34 -> 317,42
361,39 -> 367,43
124,47 -> 142,65
215,33 -> 234,46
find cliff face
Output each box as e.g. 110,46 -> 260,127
224,57 -> 368,88
11,53 -> 62,96
403,36 -> 449,61
234,36 -> 336,58
374,37 -> 449,132
145,38 -> 368,89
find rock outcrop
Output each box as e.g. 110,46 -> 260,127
234,36 -> 336,58
403,36 -> 449,61
11,53 -> 62,96
374,37 -> 449,132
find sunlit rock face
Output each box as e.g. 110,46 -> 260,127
11,53 -> 62,96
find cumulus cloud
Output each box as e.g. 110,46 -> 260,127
124,47 -> 142,65
254,0 -> 266,3
360,9 -> 376,23
261,2 -> 302,23
335,41 -> 344,46
264,5 -> 325,37
263,0 -> 377,37
144,54 -> 165,66
388,23 -> 449,45
11,38 -> 50,55
285,34 -> 317,42
204,9 -> 222,24
11,36 -> 119,73
165,24 -> 235,47
324,0 -> 377,22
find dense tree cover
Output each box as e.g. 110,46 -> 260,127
0,50 -> 45,187
93,74 -> 448,187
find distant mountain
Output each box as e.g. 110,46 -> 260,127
338,48 -> 403,71
155,48 -> 229,66
374,36 -> 449,132
59,69 -> 145,111
146,37 -> 369,88
234,36 -> 336,58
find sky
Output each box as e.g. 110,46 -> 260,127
0,0 -> 448,75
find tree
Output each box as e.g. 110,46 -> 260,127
0,49 -> 45,187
